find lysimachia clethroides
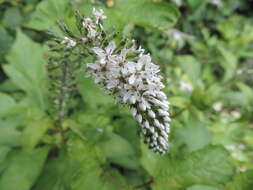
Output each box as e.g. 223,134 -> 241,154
60,8 -> 171,154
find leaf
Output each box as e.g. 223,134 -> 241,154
217,46 -> 237,82
225,170 -> 253,190
0,119 -> 22,147
187,184 -> 221,190
0,147 -> 49,190
78,77 -> 114,110
0,146 -> 11,174
0,93 -> 16,118
105,0 -> 179,32
32,152 -> 78,190
25,0 -> 73,31
0,25 -> 13,60
3,30 -> 47,109
173,118 -> 211,152
67,137 -> 129,190
151,146 -> 235,190
99,132 -> 139,169
21,118 -> 52,150
176,55 -> 201,83
2,7 -> 22,30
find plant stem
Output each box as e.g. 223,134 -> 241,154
57,61 -> 69,128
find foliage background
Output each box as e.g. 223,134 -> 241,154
0,0 -> 253,189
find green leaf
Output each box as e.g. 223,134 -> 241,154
217,46 -> 237,82
225,170 -> 253,190
25,0 -> 72,31
0,147 -> 49,190
0,93 -> 16,118
106,0 -> 179,32
21,118 -> 52,150
152,146 -> 235,190
99,132 -> 139,169
79,77 -> 114,110
173,118 -> 211,152
0,25 -> 13,60
3,30 -> 47,109
0,119 -> 22,147
67,137 -> 129,190
2,7 -> 22,30
0,146 -> 11,173
187,184 -> 221,190
176,55 -> 201,83
32,152 -> 78,190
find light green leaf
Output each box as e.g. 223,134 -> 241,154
0,146 -> 11,174
187,184 -> 221,190
173,118 -> 211,152
176,55 -> 201,83
0,119 -> 22,147
0,93 -> 16,118
68,137 -> 128,190
21,118 -> 52,150
4,30 -> 47,109
106,0 -> 179,32
152,146 -> 235,190
225,170 -> 253,190
99,132 -> 139,169
217,46 -> 237,82
0,147 -> 49,190
79,77 -> 114,109
25,0 -> 72,31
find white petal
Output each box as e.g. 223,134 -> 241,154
163,116 -> 171,122
129,96 -> 136,104
128,75 -> 136,85
136,114 -> 142,123
139,102 -> 146,111
92,47 -> 105,56
148,110 -> 156,118
106,42 -> 116,54
131,107 -> 137,117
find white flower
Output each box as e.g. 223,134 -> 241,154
169,29 -> 194,41
172,0 -> 182,6
230,110 -> 241,119
82,18 -> 96,29
209,0 -> 222,7
179,81 -> 193,92
84,10 -> 171,154
212,102 -> 223,112
92,8 -> 107,24
61,37 -> 76,48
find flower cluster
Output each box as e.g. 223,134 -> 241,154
87,41 -> 171,154
61,8 -> 171,154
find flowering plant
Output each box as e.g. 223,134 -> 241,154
49,8 -> 171,154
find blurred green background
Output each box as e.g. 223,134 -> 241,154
0,0 -> 253,189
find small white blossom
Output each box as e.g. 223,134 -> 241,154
172,0 -> 182,6
209,0 -> 222,7
212,102 -> 223,112
92,8 -> 107,24
230,110 -> 241,119
179,81 -> 193,92
61,37 -> 76,48
169,29 -> 194,41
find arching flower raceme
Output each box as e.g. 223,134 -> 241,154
61,8 -> 171,154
